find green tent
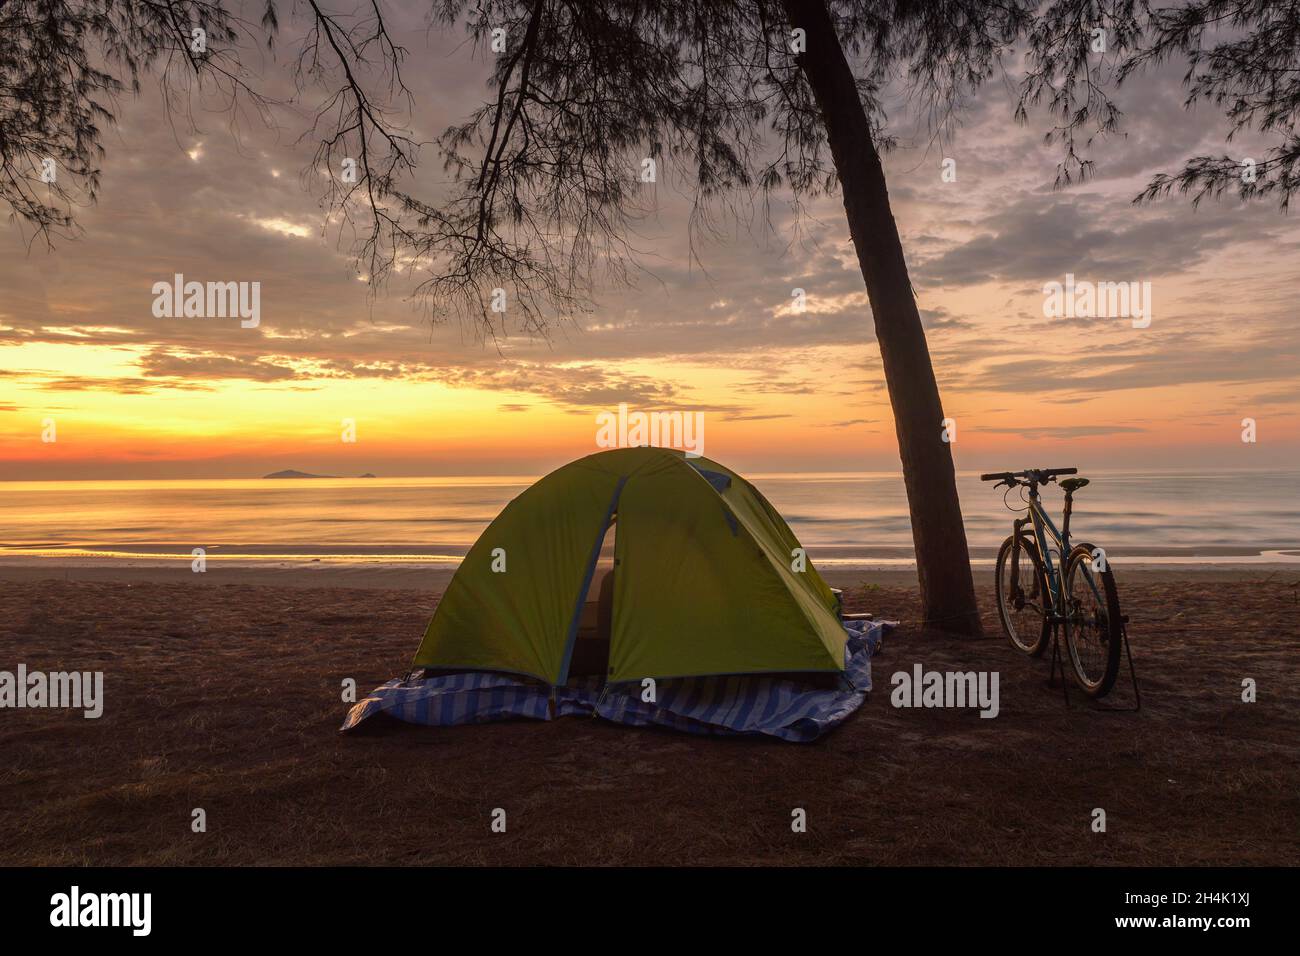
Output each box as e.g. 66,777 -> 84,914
412,447 -> 846,685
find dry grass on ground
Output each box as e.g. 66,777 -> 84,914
1,574 -> 1297,865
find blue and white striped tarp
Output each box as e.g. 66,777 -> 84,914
341,619 -> 891,742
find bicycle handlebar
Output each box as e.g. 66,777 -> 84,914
980,467 -> 1077,482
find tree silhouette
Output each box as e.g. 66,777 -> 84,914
4,0 -> 1298,633
0,0 -> 267,245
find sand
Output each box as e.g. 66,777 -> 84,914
1,563 -> 1297,866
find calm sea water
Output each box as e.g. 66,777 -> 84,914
2,470 -> 1298,565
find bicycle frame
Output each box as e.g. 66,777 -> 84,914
1010,483 -> 1103,619
1018,487 -> 1068,612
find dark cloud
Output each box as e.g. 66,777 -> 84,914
962,323 -> 1298,396
138,350 -> 301,382
913,193 -> 1284,289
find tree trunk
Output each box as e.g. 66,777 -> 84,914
782,0 -> 981,635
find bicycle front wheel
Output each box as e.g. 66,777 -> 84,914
995,534 -> 1050,656
1063,546 -> 1123,697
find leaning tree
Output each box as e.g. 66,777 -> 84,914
5,0 -> 1299,634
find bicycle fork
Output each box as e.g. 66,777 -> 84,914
1012,514 -> 1056,618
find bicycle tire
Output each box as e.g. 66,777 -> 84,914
1063,545 -> 1123,697
995,534 -> 1050,656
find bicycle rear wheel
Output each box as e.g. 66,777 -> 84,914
1063,546 -> 1123,697
995,534 -> 1050,655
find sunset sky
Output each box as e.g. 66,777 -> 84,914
2,8 -> 1297,481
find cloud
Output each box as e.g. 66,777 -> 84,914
913,193 -> 1284,289
138,350 -> 302,382
30,376 -> 213,394
979,425 -> 1148,440
961,322 -> 1298,396
719,412 -> 793,422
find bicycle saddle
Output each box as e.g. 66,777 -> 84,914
1060,477 -> 1090,493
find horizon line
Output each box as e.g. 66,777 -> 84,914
3,464 -> 1298,483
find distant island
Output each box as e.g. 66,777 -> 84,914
262,469 -> 379,479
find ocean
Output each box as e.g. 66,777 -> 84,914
2,469 -> 1298,566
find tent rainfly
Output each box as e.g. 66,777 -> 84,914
412,446 -> 848,685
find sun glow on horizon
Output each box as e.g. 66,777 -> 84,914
4,324 -> 1294,480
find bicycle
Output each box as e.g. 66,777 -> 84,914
980,467 -> 1123,698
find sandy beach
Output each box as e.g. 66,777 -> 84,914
2,561 -> 1296,866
